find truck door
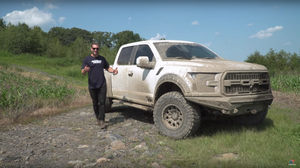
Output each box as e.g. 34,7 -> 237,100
111,46 -> 135,101
126,44 -> 157,106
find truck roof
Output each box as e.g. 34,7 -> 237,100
122,40 -> 196,47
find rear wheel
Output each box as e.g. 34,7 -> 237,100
153,92 -> 201,139
105,98 -> 112,112
231,110 -> 268,126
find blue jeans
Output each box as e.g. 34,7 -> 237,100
89,84 -> 107,121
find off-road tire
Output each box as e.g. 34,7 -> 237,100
231,109 -> 268,126
153,91 -> 201,139
105,98 -> 112,112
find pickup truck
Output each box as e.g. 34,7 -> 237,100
104,40 -> 273,139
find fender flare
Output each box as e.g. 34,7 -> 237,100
155,74 -> 192,98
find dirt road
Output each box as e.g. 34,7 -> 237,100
0,105 -> 170,168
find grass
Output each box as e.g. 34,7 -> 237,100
271,74 -> 300,93
161,104 -> 300,168
0,50 -> 88,86
0,62 -> 91,126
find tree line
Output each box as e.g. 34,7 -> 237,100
0,19 -> 145,63
245,49 -> 300,76
1,18 -> 299,74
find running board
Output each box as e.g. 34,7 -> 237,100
112,100 -> 153,112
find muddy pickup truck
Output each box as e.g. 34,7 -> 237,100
104,40 -> 273,139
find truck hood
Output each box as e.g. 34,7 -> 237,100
162,59 -> 268,72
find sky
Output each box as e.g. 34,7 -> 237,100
0,0 -> 299,62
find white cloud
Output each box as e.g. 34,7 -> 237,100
215,32 -> 220,35
284,42 -> 291,45
249,26 -> 283,39
150,33 -> 166,40
3,7 -> 55,29
58,17 -> 66,24
204,41 -> 212,47
247,23 -> 253,27
128,17 -> 132,21
45,3 -> 58,9
191,20 -> 199,25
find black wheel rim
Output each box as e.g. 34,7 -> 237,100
162,104 -> 183,130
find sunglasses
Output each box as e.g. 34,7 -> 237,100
92,48 -> 99,50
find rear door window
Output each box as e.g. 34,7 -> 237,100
117,46 -> 134,65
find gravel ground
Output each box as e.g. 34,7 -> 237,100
0,104 -> 172,168
1,91 -> 298,168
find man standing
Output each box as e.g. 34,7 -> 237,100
81,43 -> 118,129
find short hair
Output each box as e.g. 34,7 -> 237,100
91,43 -> 99,47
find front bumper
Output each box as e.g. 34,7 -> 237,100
185,93 -> 274,116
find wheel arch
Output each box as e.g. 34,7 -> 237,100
104,71 -> 113,97
154,74 -> 191,103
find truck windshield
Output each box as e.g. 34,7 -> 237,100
153,42 -> 220,60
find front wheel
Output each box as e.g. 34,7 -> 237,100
231,109 -> 268,126
153,92 -> 201,139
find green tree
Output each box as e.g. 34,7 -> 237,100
245,48 -> 300,75
0,19 -> 6,50
46,37 -> 62,58
92,31 -> 114,48
112,30 -> 145,49
48,27 -> 93,46
0,18 -> 6,30
98,46 -> 118,64
289,53 -> 300,71
68,37 -> 90,61
3,23 -> 44,54
245,50 -> 265,66
48,26 -> 67,45
26,26 -> 44,54
4,23 -> 30,54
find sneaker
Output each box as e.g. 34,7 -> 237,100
98,120 -> 107,129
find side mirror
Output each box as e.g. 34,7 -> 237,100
136,56 -> 155,69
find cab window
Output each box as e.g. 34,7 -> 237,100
117,46 -> 134,65
133,45 -> 155,64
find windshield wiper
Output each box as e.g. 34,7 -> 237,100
175,57 -> 192,60
190,56 -> 213,59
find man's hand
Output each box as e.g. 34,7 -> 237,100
84,65 -> 90,72
113,67 -> 118,75
81,65 -> 90,75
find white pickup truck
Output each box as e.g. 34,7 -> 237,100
104,40 -> 273,139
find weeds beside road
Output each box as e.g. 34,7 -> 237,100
0,64 -> 91,126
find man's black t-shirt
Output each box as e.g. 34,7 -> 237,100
82,55 -> 109,89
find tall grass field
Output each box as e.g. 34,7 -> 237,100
271,74 -> 300,93
0,66 -> 75,118
0,61 -> 91,124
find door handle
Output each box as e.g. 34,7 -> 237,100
128,71 -> 133,76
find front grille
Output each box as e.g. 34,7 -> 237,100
223,72 -> 270,95
224,73 -> 269,80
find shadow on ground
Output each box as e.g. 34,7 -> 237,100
106,105 -> 154,125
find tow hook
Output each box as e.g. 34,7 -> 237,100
251,109 -> 257,114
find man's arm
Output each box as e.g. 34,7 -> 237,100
106,67 -> 118,75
